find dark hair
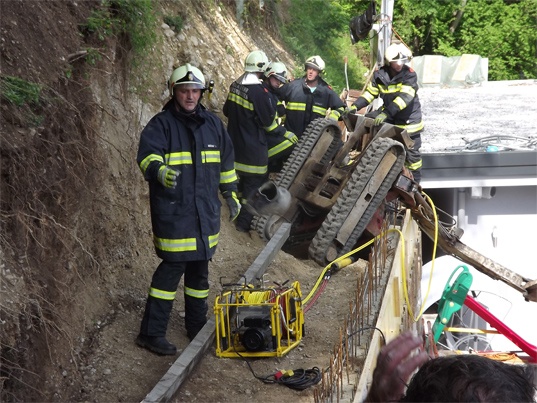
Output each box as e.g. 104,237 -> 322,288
400,354 -> 536,402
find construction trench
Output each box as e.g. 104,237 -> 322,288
142,211 -> 423,403
139,115 -> 536,403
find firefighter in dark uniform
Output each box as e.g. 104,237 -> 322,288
349,43 -> 424,182
278,55 -> 346,138
223,50 -> 276,232
262,61 -> 298,173
135,64 -> 240,355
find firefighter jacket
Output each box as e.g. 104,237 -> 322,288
137,99 -> 238,262
277,76 -> 346,137
223,73 -> 275,176
353,65 -> 424,134
264,86 -> 295,159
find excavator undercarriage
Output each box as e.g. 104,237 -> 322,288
251,114 -> 537,303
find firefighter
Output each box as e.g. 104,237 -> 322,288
348,43 -> 424,183
262,61 -> 298,173
135,64 -> 240,355
277,55 -> 346,138
223,50 -> 276,232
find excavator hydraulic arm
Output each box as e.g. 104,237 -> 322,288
408,189 -> 537,303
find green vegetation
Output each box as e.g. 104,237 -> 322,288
163,14 -> 184,32
81,0 -> 157,57
0,75 -> 44,126
276,0 -> 536,90
0,75 -> 41,106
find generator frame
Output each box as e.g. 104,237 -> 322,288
214,281 -> 304,358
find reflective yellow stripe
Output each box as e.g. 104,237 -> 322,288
264,118 -> 279,132
365,83 -> 379,96
220,169 -> 238,184
154,236 -> 197,252
149,287 -> 176,300
209,233 -> 219,248
202,150 -> 220,163
268,139 -> 294,157
396,120 -> 424,133
312,105 -> 327,115
140,154 -> 164,173
235,161 -> 267,175
400,84 -> 416,97
286,102 -> 306,112
393,96 -> 407,109
227,93 -> 254,111
406,159 -> 423,170
328,110 -> 340,120
185,286 -> 209,299
166,151 -> 192,165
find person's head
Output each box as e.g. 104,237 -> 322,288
244,50 -> 269,77
384,43 -> 411,74
304,55 -> 325,83
168,63 -> 206,113
400,354 -> 536,402
264,61 -> 288,90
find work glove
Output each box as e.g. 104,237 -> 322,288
157,165 -> 179,189
284,131 -> 298,144
374,112 -> 388,126
223,191 -> 241,222
339,105 -> 357,121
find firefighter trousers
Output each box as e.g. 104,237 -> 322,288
139,260 -> 209,340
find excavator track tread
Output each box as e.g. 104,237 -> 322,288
309,137 -> 406,266
253,118 -> 341,240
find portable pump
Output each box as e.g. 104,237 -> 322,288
214,281 -> 304,358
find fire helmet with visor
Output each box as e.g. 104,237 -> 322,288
384,43 -> 412,66
264,61 -> 288,84
304,55 -> 325,74
244,50 -> 269,73
168,63 -> 206,95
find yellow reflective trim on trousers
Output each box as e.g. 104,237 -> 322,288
268,139 -> 294,158
286,102 -> 306,112
166,152 -> 192,165
185,286 -> 209,299
149,287 -> 176,300
209,233 -> 219,248
395,121 -> 424,133
154,236 -> 197,252
405,159 -> 423,170
312,105 -> 327,115
220,169 -> 238,184
202,150 -> 221,163
227,93 -> 254,111
140,154 -> 164,174
393,96 -> 407,110
235,161 -> 267,175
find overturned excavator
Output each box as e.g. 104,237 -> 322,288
249,114 -> 537,303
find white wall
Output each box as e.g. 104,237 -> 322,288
421,185 -> 537,354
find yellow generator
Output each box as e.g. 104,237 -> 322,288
214,281 -> 304,358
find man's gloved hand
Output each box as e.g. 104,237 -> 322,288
157,165 -> 179,189
284,131 -> 298,144
223,191 -> 241,222
374,112 -> 387,126
339,105 -> 357,121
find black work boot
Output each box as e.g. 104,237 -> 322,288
135,334 -> 177,355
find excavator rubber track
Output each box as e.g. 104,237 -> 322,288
309,137 -> 406,266
253,118 -> 342,240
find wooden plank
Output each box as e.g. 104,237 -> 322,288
141,222 -> 291,403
